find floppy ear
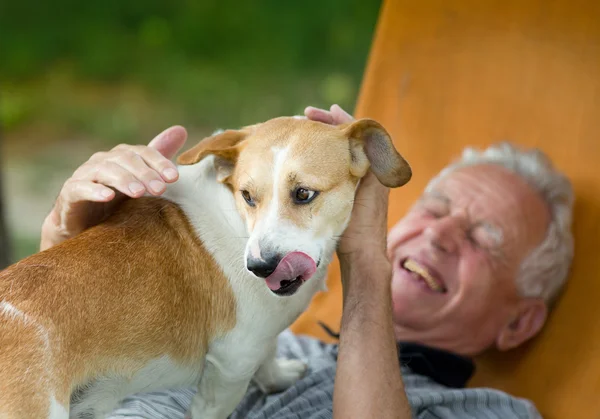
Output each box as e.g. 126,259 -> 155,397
343,119 -> 412,188
177,129 -> 247,182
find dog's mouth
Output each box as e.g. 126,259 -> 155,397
271,275 -> 304,296
266,252 -> 316,297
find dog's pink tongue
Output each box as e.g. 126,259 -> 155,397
265,252 -> 317,291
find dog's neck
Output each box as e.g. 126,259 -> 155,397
162,156 -> 332,336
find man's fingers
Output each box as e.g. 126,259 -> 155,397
305,105 -> 355,126
304,106 -> 335,124
329,104 -> 354,125
132,146 -> 179,183
75,145 -> 180,197
148,125 -> 188,159
106,147 -> 175,195
59,180 -> 116,210
111,152 -> 167,195
87,162 -> 150,198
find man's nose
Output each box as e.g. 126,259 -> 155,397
424,215 -> 464,254
247,252 -> 281,278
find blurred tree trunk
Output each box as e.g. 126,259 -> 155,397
0,98 -> 12,269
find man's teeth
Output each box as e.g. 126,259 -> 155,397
403,259 -> 444,293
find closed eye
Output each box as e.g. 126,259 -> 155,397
419,195 -> 450,218
468,224 -> 503,253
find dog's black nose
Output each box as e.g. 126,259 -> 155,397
247,255 -> 280,278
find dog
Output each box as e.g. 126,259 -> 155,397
0,115 -> 411,419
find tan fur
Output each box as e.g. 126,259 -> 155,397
178,117 -> 411,239
0,198 -> 236,417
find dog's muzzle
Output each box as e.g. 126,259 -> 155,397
247,252 -> 317,296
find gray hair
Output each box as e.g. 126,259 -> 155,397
425,142 -> 574,304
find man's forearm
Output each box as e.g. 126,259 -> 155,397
333,255 -> 412,419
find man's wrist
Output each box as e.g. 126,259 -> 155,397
339,250 -> 391,283
339,251 -> 392,303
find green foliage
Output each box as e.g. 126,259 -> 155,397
1,1 -> 381,130
1,1 -> 381,260
0,0 -> 379,102
1,1 -> 378,76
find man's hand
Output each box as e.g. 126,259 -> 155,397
337,171 -> 391,263
304,104 -> 355,126
304,104 -> 390,270
306,104 -> 410,419
40,126 -> 187,251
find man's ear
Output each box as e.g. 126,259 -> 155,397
496,298 -> 548,351
342,119 -> 412,188
177,129 -> 247,182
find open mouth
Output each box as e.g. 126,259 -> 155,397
271,275 -> 304,296
401,258 -> 447,293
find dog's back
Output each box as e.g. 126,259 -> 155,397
0,197 -> 236,418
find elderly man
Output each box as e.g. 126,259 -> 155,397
41,105 -> 573,418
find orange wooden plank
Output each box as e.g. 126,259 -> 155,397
292,0 -> 600,417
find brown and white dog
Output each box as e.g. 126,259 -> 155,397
0,116 -> 411,419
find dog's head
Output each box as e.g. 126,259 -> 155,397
177,116 -> 411,296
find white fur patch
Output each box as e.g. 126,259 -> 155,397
266,146 -> 288,226
249,238 -> 262,260
0,300 -> 28,322
49,395 -> 69,419
0,300 -> 50,350
245,146 -> 290,263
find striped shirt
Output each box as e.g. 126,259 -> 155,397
107,330 -> 542,419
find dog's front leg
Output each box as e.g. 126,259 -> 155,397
185,357 -> 251,419
252,341 -> 307,394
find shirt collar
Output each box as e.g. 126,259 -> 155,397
398,341 -> 475,388
319,322 -> 475,388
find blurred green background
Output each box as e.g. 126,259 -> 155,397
0,0 -> 381,261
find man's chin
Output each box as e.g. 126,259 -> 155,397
391,300 -> 437,331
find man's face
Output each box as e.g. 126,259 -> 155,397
387,164 -> 550,355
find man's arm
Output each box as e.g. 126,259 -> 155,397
334,252 -> 412,419
332,172 -> 412,419
304,105 -> 411,418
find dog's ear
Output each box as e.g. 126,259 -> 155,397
177,129 -> 247,182
342,119 -> 411,188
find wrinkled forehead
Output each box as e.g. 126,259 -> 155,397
234,118 -> 352,188
430,164 -> 550,244
435,165 -> 538,210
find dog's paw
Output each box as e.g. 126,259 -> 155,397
276,359 -> 308,386
254,359 -> 307,394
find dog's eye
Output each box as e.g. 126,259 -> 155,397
293,188 -> 318,204
241,190 -> 255,207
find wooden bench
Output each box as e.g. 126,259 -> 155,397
291,1 -> 600,417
